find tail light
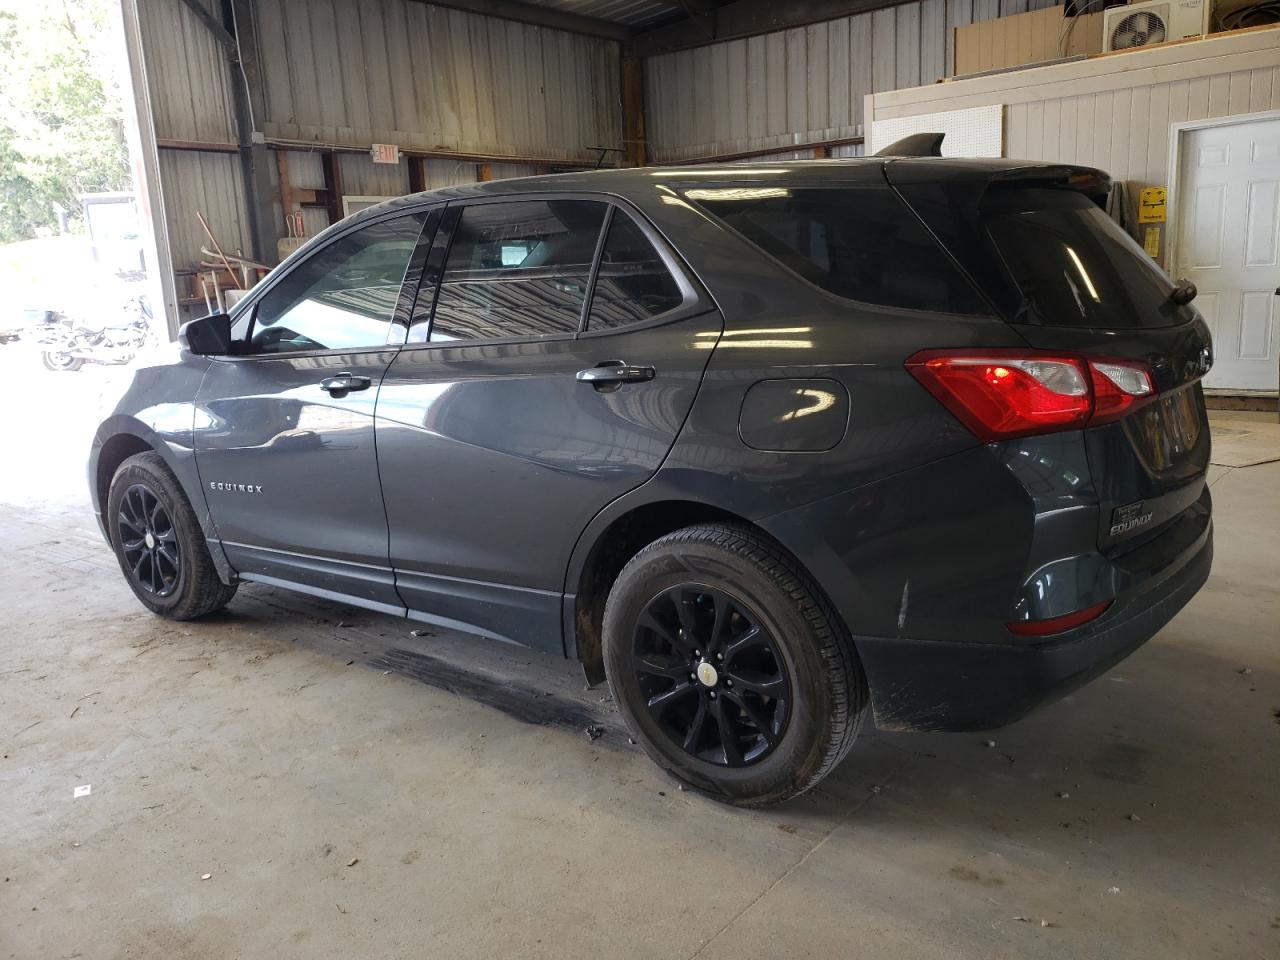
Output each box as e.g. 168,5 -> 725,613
906,349 -> 1155,441
1007,600 -> 1112,636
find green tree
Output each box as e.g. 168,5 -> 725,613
0,0 -> 130,243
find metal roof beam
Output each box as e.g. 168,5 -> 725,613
629,0 -> 919,57
411,0 -> 632,41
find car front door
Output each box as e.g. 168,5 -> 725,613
376,197 -> 722,651
195,208 -> 437,611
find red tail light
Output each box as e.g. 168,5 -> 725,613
906,350 -> 1155,441
1007,600 -> 1112,636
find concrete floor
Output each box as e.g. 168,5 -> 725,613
1,357 -> 1278,958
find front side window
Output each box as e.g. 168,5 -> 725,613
586,212 -> 685,331
246,213 -> 426,354
430,200 -> 607,342
691,186 -> 990,316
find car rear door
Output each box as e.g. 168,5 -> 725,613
375,196 -> 721,652
195,208 -> 438,611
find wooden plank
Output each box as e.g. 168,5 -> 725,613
1007,100 -> 1027,157
946,0 -> 974,76
1145,81 -> 1170,186
1110,87 -> 1132,178
1127,84 -> 1149,182
621,55 -> 647,167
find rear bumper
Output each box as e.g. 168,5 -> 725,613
855,523 -> 1212,732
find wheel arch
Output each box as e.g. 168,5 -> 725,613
565,493 -> 850,686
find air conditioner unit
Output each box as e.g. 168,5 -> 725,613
1102,0 -> 1210,51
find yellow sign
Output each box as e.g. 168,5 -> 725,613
1143,225 -> 1161,258
1139,187 -> 1167,224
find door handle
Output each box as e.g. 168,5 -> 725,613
320,373 -> 372,397
576,360 -> 656,389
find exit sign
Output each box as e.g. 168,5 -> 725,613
370,143 -> 400,164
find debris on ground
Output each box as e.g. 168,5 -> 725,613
1040,919 -> 1052,928
72,784 -> 90,798
69,706 -> 79,719
778,823 -> 797,834
1128,813 -> 1142,822
410,629 -> 433,638
1056,791 -> 1070,799
627,737 -> 635,745
1107,886 -> 1121,894
1236,666 -> 1252,675
345,660 -> 354,666
983,739 -> 996,748
200,873 -> 212,881
346,858 -> 358,867
585,724 -> 604,741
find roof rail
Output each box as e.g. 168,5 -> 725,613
874,132 -> 945,158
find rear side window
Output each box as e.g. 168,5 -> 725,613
691,187 -> 989,315
982,188 -> 1177,328
430,200 -> 607,342
586,212 -> 685,331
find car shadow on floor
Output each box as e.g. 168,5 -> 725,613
202,580 -> 1278,854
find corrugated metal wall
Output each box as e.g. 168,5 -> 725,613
644,0 -> 1059,163
135,0 -> 623,286
253,0 -> 620,163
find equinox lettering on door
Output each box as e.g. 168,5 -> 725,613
1110,501 -> 1152,536
208,481 -> 263,494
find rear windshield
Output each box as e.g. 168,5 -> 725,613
690,186 -> 990,316
982,188 -> 1177,328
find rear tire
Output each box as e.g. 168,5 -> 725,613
107,452 -> 237,619
603,523 -> 866,806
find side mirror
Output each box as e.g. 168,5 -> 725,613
179,312 -> 233,355
1169,279 -> 1198,306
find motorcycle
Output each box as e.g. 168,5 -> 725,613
34,296 -> 154,372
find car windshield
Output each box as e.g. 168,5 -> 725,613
982,188 -> 1180,329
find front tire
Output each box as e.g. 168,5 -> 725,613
42,350 -> 83,371
603,523 -> 866,806
107,452 -> 237,619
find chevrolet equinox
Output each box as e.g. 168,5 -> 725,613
91,155 -> 1213,805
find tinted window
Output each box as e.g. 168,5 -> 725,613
248,214 -> 425,353
430,200 -> 607,341
586,212 -> 685,331
983,188 -> 1179,328
693,187 -> 989,315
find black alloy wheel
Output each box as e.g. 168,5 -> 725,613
117,482 -> 181,597
632,584 -> 790,767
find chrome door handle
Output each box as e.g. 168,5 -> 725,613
320,373 -> 372,397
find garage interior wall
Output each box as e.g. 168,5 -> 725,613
866,26 -> 1280,263
130,0 -> 620,311
642,0 -> 1059,163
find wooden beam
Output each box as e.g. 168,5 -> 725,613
476,162 -> 493,182
664,134 -> 863,165
173,0 -> 235,52
320,152 -> 344,224
408,155 -> 427,194
621,55 -> 647,168
410,0 -> 630,41
156,137 -> 239,153
629,0 -> 920,57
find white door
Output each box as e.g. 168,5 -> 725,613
1175,116 -> 1280,392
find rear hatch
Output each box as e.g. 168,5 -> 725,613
889,162 -> 1213,553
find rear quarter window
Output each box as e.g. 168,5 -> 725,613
982,188 -> 1182,329
689,186 -> 991,316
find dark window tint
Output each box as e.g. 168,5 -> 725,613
586,212 -> 685,331
982,188 -> 1179,328
693,187 -> 989,315
431,200 -> 606,341
248,214 -> 425,353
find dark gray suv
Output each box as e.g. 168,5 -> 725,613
91,158 -> 1213,805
